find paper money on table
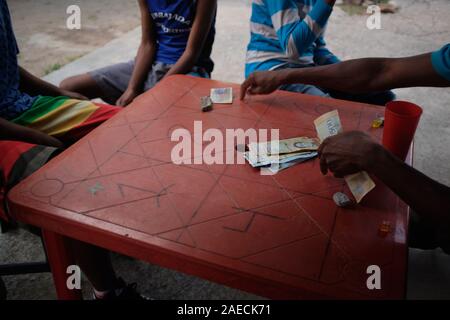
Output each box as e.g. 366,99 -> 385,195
210,87 -> 233,104
245,136 -> 319,170
267,157 -> 314,174
249,137 -> 320,156
314,110 -> 376,203
244,150 -> 318,168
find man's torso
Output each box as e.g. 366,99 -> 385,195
246,0 -> 321,75
0,0 -> 35,120
146,0 -> 215,73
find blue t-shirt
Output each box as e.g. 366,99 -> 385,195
0,0 -> 36,120
146,0 -> 215,74
431,44 -> 450,81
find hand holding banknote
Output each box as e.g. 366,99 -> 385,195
314,110 -> 376,203
318,131 -> 380,178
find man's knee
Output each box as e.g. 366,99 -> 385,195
60,76 -> 79,91
60,74 -> 90,92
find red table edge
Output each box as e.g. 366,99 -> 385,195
8,194 -> 408,300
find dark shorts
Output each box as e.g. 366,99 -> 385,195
89,60 -> 210,105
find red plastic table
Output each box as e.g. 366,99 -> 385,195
8,75 -> 409,299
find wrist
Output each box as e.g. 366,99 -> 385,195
126,85 -> 139,94
366,143 -> 389,174
282,69 -> 298,85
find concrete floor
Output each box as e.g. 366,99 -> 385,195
2,0 -> 450,299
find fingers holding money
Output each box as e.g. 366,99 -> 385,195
320,153 -> 359,178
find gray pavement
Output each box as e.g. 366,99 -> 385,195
2,0 -> 450,299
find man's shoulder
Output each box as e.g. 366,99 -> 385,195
431,44 -> 450,82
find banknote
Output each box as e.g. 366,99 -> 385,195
313,110 -> 343,142
267,157 -> 311,174
314,110 -> 376,203
249,137 -> 320,156
210,87 -> 233,104
244,150 -> 318,168
344,171 -> 376,204
275,137 -> 319,155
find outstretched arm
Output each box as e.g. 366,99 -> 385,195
0,117 -> 63,148
241,51 -> 450,99
19,67 -> 87,100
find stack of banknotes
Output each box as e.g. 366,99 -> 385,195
242,109 -> 375,203
243,136 -> 320,174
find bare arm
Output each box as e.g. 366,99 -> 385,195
117,0 -> 157,106
241,53 -> 450,99
371,144 -> 450,227
19,67 -> 87,100
164,0 -> 217,77
0,117 -> 63,148
319,131 -> 450,231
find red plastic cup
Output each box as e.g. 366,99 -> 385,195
382,101 -> 423,161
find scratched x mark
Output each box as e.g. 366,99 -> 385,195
222,206 -> 285,233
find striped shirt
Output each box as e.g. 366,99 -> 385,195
245,0 -> 339,78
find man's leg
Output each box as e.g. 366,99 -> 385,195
60,74 -> 105,101
187,66 -> 211,79
0,276 -> 6,300
68,239 -> 118,292
12,96 -> 121,145
60,60 -> 135,105
279,83 -> 330,97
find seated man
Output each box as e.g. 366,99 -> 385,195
0,0 -> 143,299
241,44 -> 450,252
244,0 -> 394,105
60,0 -> 217,106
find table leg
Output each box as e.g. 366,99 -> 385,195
42,230 -> 82,300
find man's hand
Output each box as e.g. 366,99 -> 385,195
318,131 -> 382,178
0,118 -> 64,148
27,130 -> 64,148
240,71 -> 284,100
116,87 -> 140,107
59,89 -> 88,101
